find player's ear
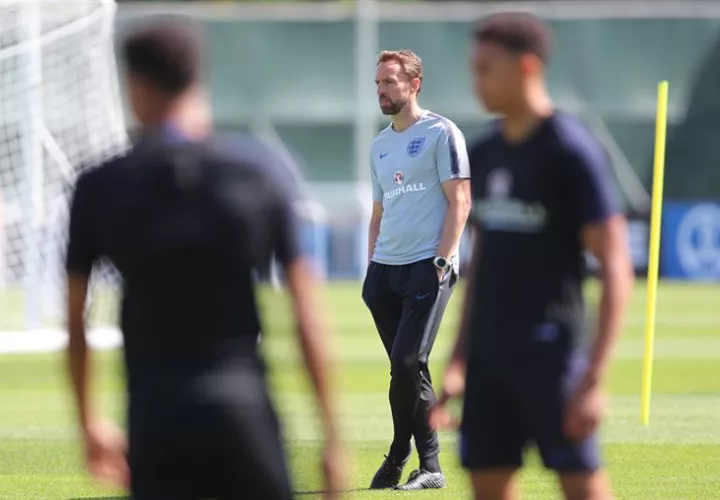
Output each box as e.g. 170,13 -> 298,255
411,77 -> 421,95
519,53 -> 543,77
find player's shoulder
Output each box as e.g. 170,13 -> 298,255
546,112 -> 607,163
206,131 -> 273,168
72,146 -> 132,190
207,131 -> 304,200
467,120 -> 502,158
206,132 -> 291,182
421,110 -> 464,138
372,124 -> 395,146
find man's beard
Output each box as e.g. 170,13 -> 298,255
379,97 -> 407,116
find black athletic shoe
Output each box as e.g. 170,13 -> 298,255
369,454 -> 409,489
395,469 -> 447,490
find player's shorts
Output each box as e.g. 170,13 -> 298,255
459,347 -> 601,474
127,359 -> 293,500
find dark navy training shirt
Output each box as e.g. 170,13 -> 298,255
467,112 -> 620,367
65,130 -> 301,390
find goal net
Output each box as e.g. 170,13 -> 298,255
0,0 -> 127,340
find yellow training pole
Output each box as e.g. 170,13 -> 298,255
641,81 -> 669,426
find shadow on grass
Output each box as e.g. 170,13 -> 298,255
70,490 -> 370,499
69,497 -> 129,500
296,488 -> 370,496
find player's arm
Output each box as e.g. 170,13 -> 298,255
570,144 -> 634,391
67,274 -> 92,427
66,173 -> 128,487
65,173 -> 98,433
429,230 -> 480,432
271,177 -> 341,456
439,231 -> 480,404
285,260 -> 339,439
582,216 -> 634,388
276,197 -> 345,493
436,125 -> 472,262
368,202 -> 383,264
368,157 -> 384,264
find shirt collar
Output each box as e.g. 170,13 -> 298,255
161,121 -> 189,144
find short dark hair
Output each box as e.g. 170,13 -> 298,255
473,12 -> 553,63
377,49 -> 423,93
122,16 -> 203,96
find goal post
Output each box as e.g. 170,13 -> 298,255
0,0 -> 128,332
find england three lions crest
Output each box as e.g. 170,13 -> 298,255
407,137 -> 426,157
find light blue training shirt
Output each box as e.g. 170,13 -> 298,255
370,110 -> 471,268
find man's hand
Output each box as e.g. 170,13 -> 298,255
436,268 -> 445,282
83,418 -> 129,489
564,381 -> 606,442
322,436 -> 347,499
428,396 -> 458,431
436,179 -> 472,261
428,355 -> 465,431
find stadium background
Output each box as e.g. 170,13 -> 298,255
120,0 -> 720,282
5,0 -> 720,292
0,1 -> 719,499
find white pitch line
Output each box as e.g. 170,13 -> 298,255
1,316 -> 719,357
0,327 -> 122,354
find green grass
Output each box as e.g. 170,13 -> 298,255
1,280 -> 720,499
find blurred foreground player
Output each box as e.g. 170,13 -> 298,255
429,13 -> 634,500
65,18 -> 343,500
363,50 -> 471,490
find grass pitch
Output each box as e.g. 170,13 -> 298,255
0,280 -> 719,499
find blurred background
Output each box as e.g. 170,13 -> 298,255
2,1 -> 720,333
0,3 -> 719,499
115,0 -> 720,284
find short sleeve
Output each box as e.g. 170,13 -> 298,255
273,191 -> 302,266
466,142 -> 485,228
65,172 -> 98,276
266,155 -> 303,266
221,134 -> 304,267
436,122 -> 471,183
567,140 -> 621,224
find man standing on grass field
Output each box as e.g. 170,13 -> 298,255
429,13 -> 634,500
65,18 -> 343,500
362,49 -> 472,491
